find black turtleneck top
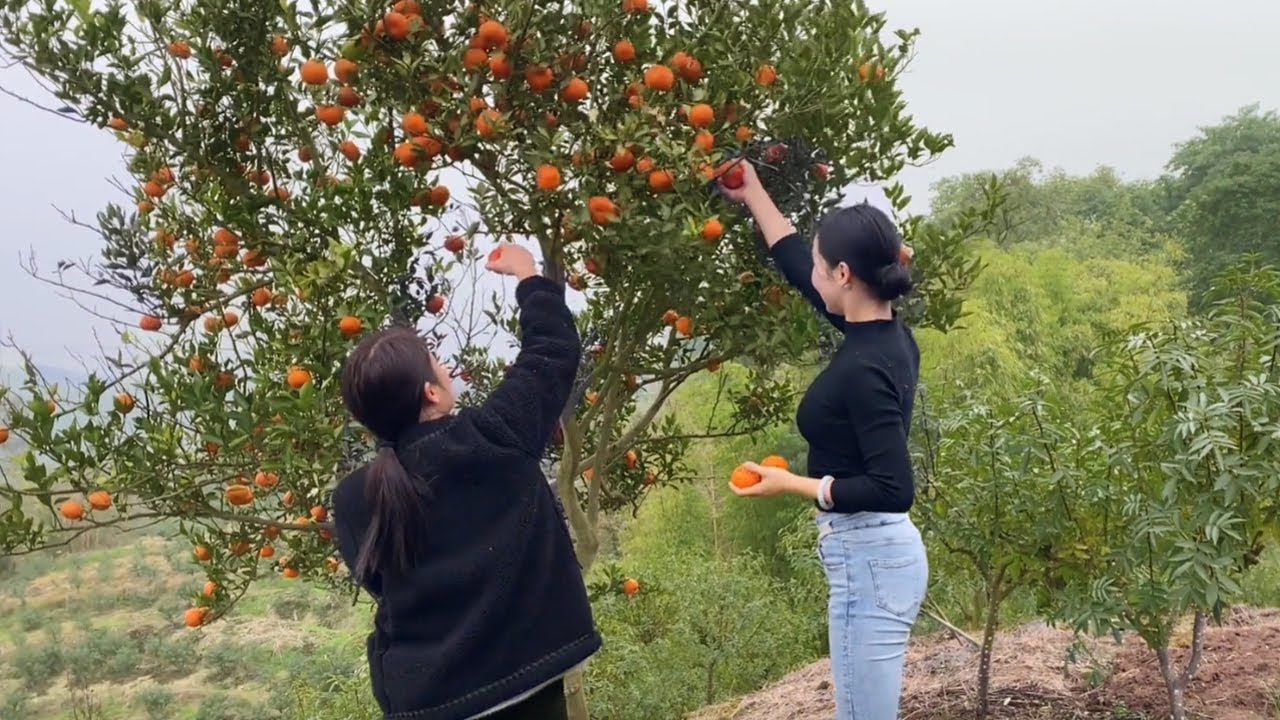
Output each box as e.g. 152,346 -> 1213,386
769,233 -> 919,514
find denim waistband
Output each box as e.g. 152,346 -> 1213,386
816,511 -> 910,537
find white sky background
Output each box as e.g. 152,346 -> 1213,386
1,0 -> 1277,372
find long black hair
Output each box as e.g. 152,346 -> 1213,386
339,327 -> 435,581
815,203 -> 913,302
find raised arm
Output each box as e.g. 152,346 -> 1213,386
719,160 -> 845,330
471,249 -> 582,457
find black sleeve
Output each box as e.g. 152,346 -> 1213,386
768,233 -> 846,331
827,365 -> 915,513
469,276 -> 581,457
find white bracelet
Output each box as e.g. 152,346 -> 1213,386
817,475 -> 835,510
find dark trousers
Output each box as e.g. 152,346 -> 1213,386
486,679 -> 567,720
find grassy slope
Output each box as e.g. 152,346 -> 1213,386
0,534 -> 372,720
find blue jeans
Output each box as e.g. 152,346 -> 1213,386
816,511 -> 928,720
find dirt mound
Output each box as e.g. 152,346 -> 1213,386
691,607 -> 1280,720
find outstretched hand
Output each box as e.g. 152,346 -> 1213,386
728,461 -> 797,498
715,159 -> 764,205
485,243 -> 537,281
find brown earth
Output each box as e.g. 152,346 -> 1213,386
692,606 -> 1280,720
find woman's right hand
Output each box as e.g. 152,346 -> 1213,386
485,243 -> 537,281
716,160 -> 765,206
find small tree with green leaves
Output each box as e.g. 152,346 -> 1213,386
1054,259 -> 1280,720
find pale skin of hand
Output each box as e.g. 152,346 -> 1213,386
728,461 -> 831,505
485,242 -> 537,281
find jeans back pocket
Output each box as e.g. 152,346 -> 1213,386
868,552 -> 927,619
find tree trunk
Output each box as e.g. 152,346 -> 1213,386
1154,611 -> 1207,720
564,665 -> 589,720
975,571 -> 1005,720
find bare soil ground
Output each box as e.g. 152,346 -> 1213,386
691,606 -> 1280,720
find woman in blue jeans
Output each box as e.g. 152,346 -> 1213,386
721,162 -> 928,720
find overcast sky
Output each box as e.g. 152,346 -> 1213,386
1,0 -> 1277,369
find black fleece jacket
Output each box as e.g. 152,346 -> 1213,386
770,233 -> 920,515
331,276 -> 601,720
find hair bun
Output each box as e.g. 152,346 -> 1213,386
873,262 -> 913,302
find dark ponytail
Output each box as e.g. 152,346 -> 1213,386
815,203 -> 914,302
339,328 -> 437,581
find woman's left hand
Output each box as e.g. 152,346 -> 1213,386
728,461 -> 798,498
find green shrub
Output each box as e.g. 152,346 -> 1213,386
279,666 -> 378,720
11,641 -> 63,693
142,632 -> 200,681
194,691 -> 269,720
272,585 -> 317,621
134,685 -> 175,720
0,689 -> 32,720
586,551 -> 823,720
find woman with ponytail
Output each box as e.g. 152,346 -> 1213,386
331,243 -> 600,720
719,163 -> 927,719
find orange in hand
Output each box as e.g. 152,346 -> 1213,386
730,465 -> 761,489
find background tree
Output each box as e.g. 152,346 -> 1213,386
1157,104 -> 1280,303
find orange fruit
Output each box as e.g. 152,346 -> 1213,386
701,217 -> 723,241
608,149 -> 634,172
477,20 -> 508,49
334,58 -> 358,84
426,294 -> 446,315
271,34 -> 289,57
536,164 -> 561,191
489,52 -> 513,79
412,134 -> 443,158
622,0 -> 648,13
183,607 -> 208,628
756,64 -> 777,86
202,580 -> 217,597
300,59 -> 328,85
662,309 -> 679,325
281,490 -> 296,508
85,486 -> 112,509
193,545 -> 212,562
259,545 -> 275,558
282,567 -> 300,579
643,64 -> 674,92
338,315 -> 362,337
383,11 -> 410,40
402,111 -> 428,136
310,506 -> 328,522
588,196 -> 618,225
222,310 -> 239,327
730,465 -> 761,488
707,358 -> 722,373
525,64 -> 554,92
444,235 -> 465,253
475,109 -> 502,137
622,578 -> 640,596
693,131 -> 714,152
393,142 -> 419,167
735,125 -> 754,142
315,104 -> 344,126
252,288 -> 273,307
336,86 -> 362,107
139,315 -> 162,331
463,46 -> 487,69
648,169 -> 674,193
674,316 -> 692,337
59,499 -> 84,520
0,427 -> 9,444
340,140 -> 361,161
688,103 -> 714,128
286,366 -> 312,389
426,185 -> 450,206
761,455 -> 789,470
168,40 -> 191,58
561,77 -> 588,102
225,485 -> 254,506
114,392 -> 135,414
107,116 -> 127,131
636,156 -> 654,174
254,471 -> 279,489
613,40 -> 636,63
625,449 -> 638,469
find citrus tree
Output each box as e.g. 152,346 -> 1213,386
0,0 -> 985,658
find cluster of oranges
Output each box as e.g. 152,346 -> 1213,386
730,455 -> 789,488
